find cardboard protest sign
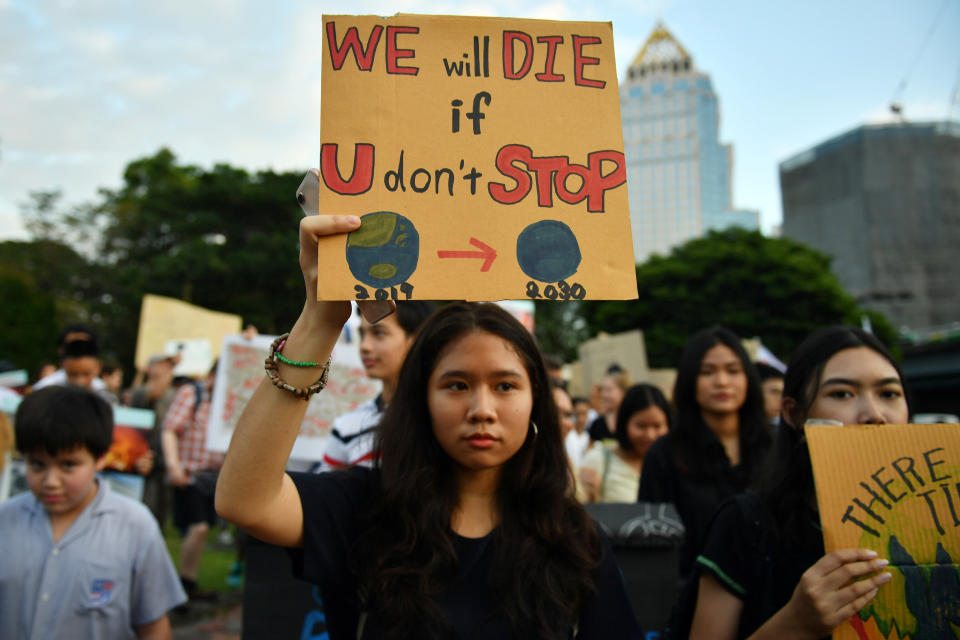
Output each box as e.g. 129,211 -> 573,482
134,294 -> 242,374
807,423 -> 960,640
206,326 -> 378,462
315,14 -> 637,302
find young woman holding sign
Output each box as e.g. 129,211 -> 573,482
215,215 -> 640,640
683,326 -> 907,640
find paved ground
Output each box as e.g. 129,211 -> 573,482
171,592 -> 243,640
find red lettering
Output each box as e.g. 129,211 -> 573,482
530,155 -> 567,206
573,35 -> 606,88
503,31 -> 533,79
325,22 -> 383,71
488,145 -> 533,204
535,36 -> 565,82
555,163 -> 592,206
386,26 -> 419,75
488,145 -> 625,212
320,143 -> 375,195
585,150 -> 625,211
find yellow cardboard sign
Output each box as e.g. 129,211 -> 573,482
133,294 -> 242,371
807,423 -> 960,640
315,14 -> 637,302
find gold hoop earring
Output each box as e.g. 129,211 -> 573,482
531,421 -> 539,438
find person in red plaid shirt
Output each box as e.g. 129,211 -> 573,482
161,363 -> 223,602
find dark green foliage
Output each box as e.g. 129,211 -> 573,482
0,268 -> 59,376
576,228 -> 898,368
6,148 -> 308,376
532,300 -> 591,363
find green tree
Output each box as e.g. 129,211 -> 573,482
0,236 -> 112,376
0,268 -> 59,376
580,228 -> 897,368
533,300 -> 591,363
15,148 -> 309,372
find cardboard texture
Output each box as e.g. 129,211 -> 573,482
206,331 -> 378,461
133,294 -> 242,372
316,14 -> 637,301
807,423 -> 960,640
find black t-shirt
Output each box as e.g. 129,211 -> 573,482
289,467 -> 642,640
587,415 -> 614,442
637,432 -> 753,577
693,494 -> 825,639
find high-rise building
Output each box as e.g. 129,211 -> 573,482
780,121 -> 960,330
621,24 -> 758,263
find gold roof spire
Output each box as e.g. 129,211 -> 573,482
631,22 -> 692,70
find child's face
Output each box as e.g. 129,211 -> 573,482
26,446 -> 107,520
63,356 -> 102,390
101,369 -> 123,393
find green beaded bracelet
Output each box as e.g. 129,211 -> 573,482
264,333 -> 331,401
272,334 -> 324,368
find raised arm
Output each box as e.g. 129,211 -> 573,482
215,214 -> 362,547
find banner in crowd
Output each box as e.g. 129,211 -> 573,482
807,423 -> 960,640
206,324 -> 377,462
315,14 -> 637,302
134,294 -> 242,375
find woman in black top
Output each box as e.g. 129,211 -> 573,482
217,213 -> 640,640
687,327 -> 904,640
638,326 -> 771,577
587,367 -> 630,442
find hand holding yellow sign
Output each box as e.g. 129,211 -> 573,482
315,14 -> 638,302
807,423 -> 960,640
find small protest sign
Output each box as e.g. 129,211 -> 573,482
807,423 -> 960,640
206,327 -> 378,462
315,14 -> 637,302
134,294 -> 242,373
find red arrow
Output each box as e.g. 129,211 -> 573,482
437,238 -> 497,272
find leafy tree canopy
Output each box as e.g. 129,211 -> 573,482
571,228 -> 897,368
8,148 -> 307,378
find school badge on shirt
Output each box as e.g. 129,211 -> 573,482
89,579 -> 115,606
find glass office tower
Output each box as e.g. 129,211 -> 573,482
621,23 -> 758,262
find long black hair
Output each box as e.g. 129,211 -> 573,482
669,326 -> 771,481
614,383 -> 673,452
354,302 -> 599,639
758,326 -> 907,547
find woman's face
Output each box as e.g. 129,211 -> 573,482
428,330 -> 534,477
626,405 -> 669,456
695,344 -> 748,416
804,347 -> 908,425
600,376 -> 625,413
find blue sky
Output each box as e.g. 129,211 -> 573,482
2,0 -> 958,241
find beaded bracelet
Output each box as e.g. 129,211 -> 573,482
264,333 -> 331,400
275,337 -> 323,368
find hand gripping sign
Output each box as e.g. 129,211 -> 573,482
807,423 -> 960,640
309,14 -> 638,303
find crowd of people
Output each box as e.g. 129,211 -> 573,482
0,212 -> 913,639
